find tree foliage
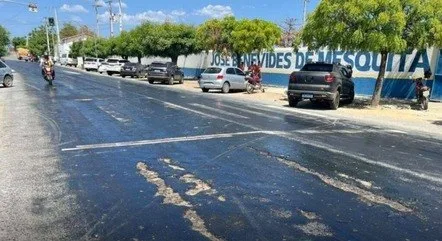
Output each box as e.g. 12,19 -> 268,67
12,37 -> 26,50
28,26 -> 54,57
196,16 -> 282,66
60,23 -> 79,39
297,0 -> 442,106
0,25 -> 10,57
144,23 -> 199,64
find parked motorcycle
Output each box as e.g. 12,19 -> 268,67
245,72 -> 265,94
413,69 -> 432,110
43,66 -> 54,85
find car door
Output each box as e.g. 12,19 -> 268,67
235,68 -> 247,89
225,68 -> 237,89
339,67 -> 352,95
0,61 -> 7,78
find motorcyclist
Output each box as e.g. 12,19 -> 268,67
40,55 -> 55,79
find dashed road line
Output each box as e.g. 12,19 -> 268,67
190,103 -> 250,119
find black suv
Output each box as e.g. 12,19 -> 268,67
147,62 -> 184,85
287,62 -> 355,109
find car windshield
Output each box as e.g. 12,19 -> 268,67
204,67 -> 222,74
107,59 -> 119,63
301,64 -> 334,72
85,58 -> 96,62
119,60 -> 130,63
125,63 -> 137,66
150,62 -> 167,67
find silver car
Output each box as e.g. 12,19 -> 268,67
199,67 -> 247,93
0,59 -> 14,87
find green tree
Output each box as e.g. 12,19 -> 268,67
145,23 -> 199,64
196,16 -> 281,67
297,0 -> 442,106
60,23 -> 79,39
0,25 -> 10,57
79,38 -> 108,58
12,37 -> 26,50
27,26 -> 54,57
70,41 -> 83,58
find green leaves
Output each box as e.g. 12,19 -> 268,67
0,25 -> 10,57
60,23 -> 79,39
11,37 -> 26,50
299,0 -> 442,53
196,16 -> 281,62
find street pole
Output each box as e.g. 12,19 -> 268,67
107,0 -> 114,37
54,8 -> 61,60
44,18 -> 51,56
303,0 -> 309,26
94,0 -> 101,37
118,0 -> 123,33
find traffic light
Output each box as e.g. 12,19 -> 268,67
48,17 -> 55,26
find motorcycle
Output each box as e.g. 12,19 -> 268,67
413,69 -> 432,110
245,72 -> 265,94
43,66 -> 54,85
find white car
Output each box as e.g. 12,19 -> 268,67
84,57 -> 104,71
104,59 -> 130,76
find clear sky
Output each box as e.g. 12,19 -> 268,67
1,0 -> 320,37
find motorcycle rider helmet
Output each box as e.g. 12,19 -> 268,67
424,68 -> 432,79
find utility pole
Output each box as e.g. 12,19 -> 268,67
54,8 -> 61,60
44,18 -> 51,55
107,0 -> 114,37
303,0 -> 310,26
93,0 -> 102,37
118,0 -> 123,33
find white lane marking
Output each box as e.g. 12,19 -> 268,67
137,162 -> 223,241
23,83 -> 42,91
218,104 -> 283,120
276,157 -> 413,213
75,98 -> 93,102
279,132 -> 442,185
146,97 -> 261,131
293,129 -> 407,134
62,70 -> 80,75
62,131 -> 266,151
190,103 -> 249,119
97,106 -> 130,123
263,104 -> 339,120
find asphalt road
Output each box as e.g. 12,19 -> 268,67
1,60 -> 442,241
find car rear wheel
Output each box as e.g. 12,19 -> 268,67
3,75 -> 13,87
329,91 -> 340,110
168,76 -> 174,85
148,78 -> 154,84
202,88 -> 209,92
121,75 -> 126,78
288,97 -> 299,107
222,82 -> 230,93
179,76 -> 184,84
107,72 -> 112,76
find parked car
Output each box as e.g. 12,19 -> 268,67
84,57 -> 104,71
287,62 -> 354,110
198,67 -> 246,93
0,59 -> 14,87
60,54 -> 78,67
105,58 -> 130,76
121,62 -> 147,78
147,61 -> 184,85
